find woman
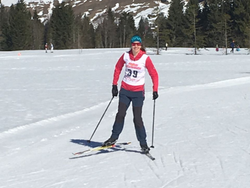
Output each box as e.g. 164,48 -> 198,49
103,35 -> 159,153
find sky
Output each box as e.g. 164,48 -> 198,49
0,47 -> 250,188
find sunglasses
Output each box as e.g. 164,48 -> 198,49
132,42 -> 141,46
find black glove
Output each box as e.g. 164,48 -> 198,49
153,91 -> 158,100
112,85 -> 118,97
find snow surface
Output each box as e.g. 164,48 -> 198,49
0,47 -> 250,188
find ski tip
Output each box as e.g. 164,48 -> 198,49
122,142 -> 131,145
116,142 -> 131,145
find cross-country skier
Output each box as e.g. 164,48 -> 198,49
103,35 -> 159,153
230,40 -> 235,53
45,43 -> 48,53
50,43 -> 54,53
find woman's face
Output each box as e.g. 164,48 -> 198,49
131,41 -> 141,55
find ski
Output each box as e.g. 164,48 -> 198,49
141,151 -> 155,160
72,142 -> 155,160
72,142 -> 131,155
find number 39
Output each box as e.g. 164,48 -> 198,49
126,69 -> 138,78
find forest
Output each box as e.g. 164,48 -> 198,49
0,0 -> 250,51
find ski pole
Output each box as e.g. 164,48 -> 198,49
88,96 -> 114,143
150,99 -> 156,148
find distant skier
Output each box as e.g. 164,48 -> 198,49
50,43 -> 54,53
230,40 -> 235,53
216,44 -> 219,52
236,45 -> 240,52
45,43 -> 48,53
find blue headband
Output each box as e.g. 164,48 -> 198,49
131,35 -> 142,43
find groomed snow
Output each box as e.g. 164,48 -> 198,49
0,47 -> 250,188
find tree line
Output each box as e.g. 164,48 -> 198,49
0,0 -> 250,51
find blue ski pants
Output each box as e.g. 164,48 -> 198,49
110,88 -> 148,146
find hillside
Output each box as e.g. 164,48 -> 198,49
2,0 -> 171,26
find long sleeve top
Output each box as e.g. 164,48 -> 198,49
113,50 -> 158,92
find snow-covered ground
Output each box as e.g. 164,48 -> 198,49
0,47 -> 250,188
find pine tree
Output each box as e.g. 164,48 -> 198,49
117,15 -> 126,47
0,4 -> 6,50
165,0 -> 185,46
50,2 -> 74,49
183,0 -> 200,49
242,0 -> 250,48
81,16 -> 95,48
94,25 -> 103,48
117,12 -> 136,47
1,5 -> 13,50
227,0 -> 250,47
156,12 -> 169,48
197,0 -> 210,47
3,0 -> 32,50
206,0 -> 231,48
97,8 -> 117,48
73,14 -> 82,49
137,17 -> 154,47
137,17 -> 146,38
31,10 -> 44,49
106,8 -> 117,47
72,14 -> 95,49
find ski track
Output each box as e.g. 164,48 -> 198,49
1,75 -> 249,139
0,100 -> 114,138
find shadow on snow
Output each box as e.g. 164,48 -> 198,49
69,138 -> 141,159
70,138 -> 102,148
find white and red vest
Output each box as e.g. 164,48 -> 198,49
113,50 -> 158,92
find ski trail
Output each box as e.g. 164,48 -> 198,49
159,76 -> 250,96
0,99 -> 116,139
2,76 -> 249,139
3,76 -> 249,138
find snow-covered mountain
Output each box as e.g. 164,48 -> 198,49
2,0 -> 171,27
